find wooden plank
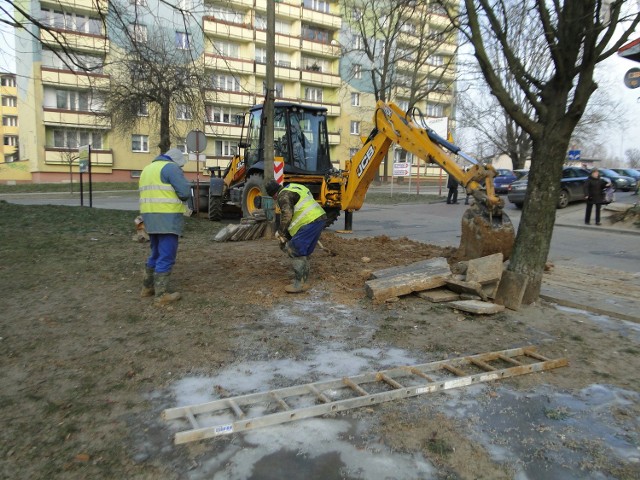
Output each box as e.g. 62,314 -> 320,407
365,259 -> 451,301
343,378 -> 368,396
377,372 -> 404,389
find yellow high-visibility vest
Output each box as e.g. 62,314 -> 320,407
282,183 -> 325,236
139,161 -> 185,214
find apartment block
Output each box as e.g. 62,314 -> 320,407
13,0 -> 456,183
1,72 -> 19,163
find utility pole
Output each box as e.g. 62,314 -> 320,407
262,0 -> 276,235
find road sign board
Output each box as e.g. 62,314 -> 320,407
393,162 -> 410,177
186,130 -> 207,153
568,149 -> 581,161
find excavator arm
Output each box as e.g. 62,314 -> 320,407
339,100 -> 515,260
342,101 -> 503,216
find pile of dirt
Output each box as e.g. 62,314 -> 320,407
609,204 -> 640,229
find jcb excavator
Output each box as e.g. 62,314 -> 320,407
207,100 -> 514,260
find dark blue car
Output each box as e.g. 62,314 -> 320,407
493,169 -> 518,194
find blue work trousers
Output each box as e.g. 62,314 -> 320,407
288,219 -> 325,257
147,233 -> 179,273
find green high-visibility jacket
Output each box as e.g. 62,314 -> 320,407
139,161 -> 185,215
282,183 -> 325,236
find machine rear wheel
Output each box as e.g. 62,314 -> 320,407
208,195 -> 223,221
242,174 -> 264,218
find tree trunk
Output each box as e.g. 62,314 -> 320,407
158,100 -> 171,153
507,124 -> 571,303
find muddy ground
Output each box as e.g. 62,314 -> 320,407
1,204 -> 639,479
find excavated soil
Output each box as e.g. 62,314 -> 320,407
2,217 -> 639,479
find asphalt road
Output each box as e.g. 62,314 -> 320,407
2,188 -> 639,274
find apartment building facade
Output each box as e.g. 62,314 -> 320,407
13,0 -> 455,183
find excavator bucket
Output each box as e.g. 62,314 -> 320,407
457,204 -> 515,261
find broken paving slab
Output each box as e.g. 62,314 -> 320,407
466,253 -> 504,285
365,257 -> 451,301
370,257 -> 450,279
417,288 -> 460,303
448,300 -> 505,314
445,277 -> 488,302
494,270 -> 528,311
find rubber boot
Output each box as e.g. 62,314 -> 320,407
300,256 -> 310,289
285,257 -> 307,294
154,272 -> 181,305
140,266 -> 155,298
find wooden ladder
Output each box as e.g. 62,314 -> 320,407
163,346 -> 567,444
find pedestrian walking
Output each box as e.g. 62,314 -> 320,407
446,175 -> 459,204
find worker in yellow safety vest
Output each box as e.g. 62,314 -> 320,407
139,148 -> 191,305
265,180 -> 327,293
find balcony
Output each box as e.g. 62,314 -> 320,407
43,108 -> 111,129
255,0 -> 301,19
328,131 -> 340,145
40,29 -> 108,54
255,63 -> 301,81
255,30 -> 301,51
301,69 -> 340,87
40,0 -> 109,14
204,55 -> 255,75
203,123 -> 244,139
203,18 -> 254,41
41,67 -> 110,89
301,8 -> 341,30
204,90 -> 256,107
44,147 -> 113,167
301,39 -> 340,58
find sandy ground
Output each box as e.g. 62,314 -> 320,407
2,220 -> 640,479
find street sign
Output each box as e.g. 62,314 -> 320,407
393,162 -> 410,177
624,68 -> 640,89
568,149 -> 581,162
186,130 -> 207,153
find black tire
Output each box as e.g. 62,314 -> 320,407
324,208 -> 341,228
557,189 -> 570,209
208,195 -> 223,221
242,173 -> 264,218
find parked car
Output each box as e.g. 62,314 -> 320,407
513,169 -> 529,180
507,166 -> 591,209
597,168 -> 636,192
493,169 -> 518,194
612,168 -> 640,182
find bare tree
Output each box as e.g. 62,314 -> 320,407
103,1 -> 208,153
626,148 -> 640,168
451,0 -> 639,302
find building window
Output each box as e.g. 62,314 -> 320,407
427,55 -> 444,66
205,105 -> 243,124
129,0 -> 147,5
42,48 -> 104,73
41,9 -> 102,35
212,39 -> 240,58
176,140 -> 188,154
427,103 -> 444,117
349,147 -> 359,158
354,64 -> 362,79
129,23 -> 147,43
2,116 -> 18,127
350,121 -> 360,135
132,134 -> 149,152
304,87 -> 323,102
176,104 -> 192,120
55,89 -> 90,111
136,100 -> 148,116
302,56 -> 329,72
302,24 -> 331,44
211,6 -> 244,24
5,154 -> 16,162
354,35 -> 363,50
1,96 -> 17,107
176,32 -> 190,50
211,73 -> 241,92
1,76 -> 16,87
304,0 -> 329,13
215,140 -> 237,157
52,129 -> 103,149
398,100 -> 409,112
255,47 -> 267,64
351,92 -> 360,107
4,135 -> 18,146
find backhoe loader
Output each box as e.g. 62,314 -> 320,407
207,100 -> 515,260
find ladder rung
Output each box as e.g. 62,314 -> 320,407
404,366 -> 434,382
343,377 -> 368,396
498,354 -> 523,366
468,357 -> 497,371
308,384 -> 331,404
228,399 -> 245,418
270,392 -> 290,411
523,349 -> 550,362
185,408 -> 199,430
443,364 -> 466,377
377,372 -> 404,389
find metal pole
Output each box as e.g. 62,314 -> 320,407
88,145 -> 93,208
195,134 -> 200,215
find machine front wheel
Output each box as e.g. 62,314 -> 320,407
242,174 -> 264,218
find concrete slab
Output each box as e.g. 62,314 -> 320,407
466,253 -> 504,285
417,288 -> 460,302
448,300 -> 506,314
494,271 -> 528,311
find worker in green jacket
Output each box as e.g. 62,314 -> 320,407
265,180 -> 327,293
